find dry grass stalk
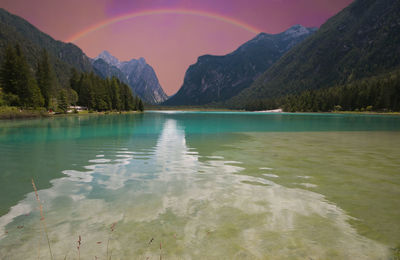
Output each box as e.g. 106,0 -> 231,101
77,235 -> 82,260
159,242 -> 162,260
31,178 -> 53,260
106,222 -> 116,260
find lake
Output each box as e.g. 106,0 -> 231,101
0,111 -> 399,259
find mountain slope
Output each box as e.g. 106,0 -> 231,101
96,50 -> 122,68
120,58 -> 168,104
230,0 -> 400,107
163,25 -> 317,106
0,8 -> 93,87
93,51 -> 168,104
92,58 -> 128,84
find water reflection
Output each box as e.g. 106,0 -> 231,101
0,114 -> 162,216
0,114 -> 392,259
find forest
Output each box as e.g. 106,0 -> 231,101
244,69 -> 400,112
0,44 -> 143,113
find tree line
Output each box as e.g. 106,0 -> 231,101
69,69 -> 144,112
0,44 -> 143,112
244,69 -> 400,112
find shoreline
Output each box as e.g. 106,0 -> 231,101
0,107 -> 142,120
1,107 -> 399,121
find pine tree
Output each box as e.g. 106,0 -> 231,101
0,45 -> 19,100
58,89 -> 68,113
69,68 -> 80,92
70,71 -> 137,112
138,98 -> 144,112
110,77 -> 121,110
36,50 -> 57,108
1,44 -> 44,108
68,89 -> 78,107
126,87 -> 135,111
134,96 -> 139,110
78,74 -> 95,109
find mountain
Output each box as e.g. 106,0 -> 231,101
120,57 -> 168,104
92,58 -> 127,84
93,51 -> 168,104
229,0 -> 400,107
0,8 -> 93,87
163,25 -> 317,106
96,50 -> 122,68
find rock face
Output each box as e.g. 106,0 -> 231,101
120,58 -> 168,104
230,0 -> 400,107
96,50 -> 122,68
92,58 -> 127,84
93,51 -> 168,104
163,25 -> 317,106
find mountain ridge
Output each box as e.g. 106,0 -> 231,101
163,25 -> 317,106
93,51 -> 168,104
0,8 -> 166,105
228,0 -> 400,107
0,8 -> 93,88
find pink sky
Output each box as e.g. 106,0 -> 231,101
1,0 -> 353,95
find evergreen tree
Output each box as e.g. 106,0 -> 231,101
67,88 -> 78,106
78,74 -> 94,109
0,88 -> 3,106
126,88 -> 135,110
134,96 -> 139,110
69,68 -> 80,92
24,76 -> 44,108
36,49 -> 57,108
0,44 -> 44,108
138,99 -> 144,112
69,71 -> 140,112
119,83 -> 135,110
110,77 -> 121,110
58,89 -> 68,113
0,45 -> 18,96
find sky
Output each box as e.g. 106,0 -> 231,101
1,0 -> 353,95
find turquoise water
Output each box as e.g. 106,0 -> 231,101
0,112 -> 399,259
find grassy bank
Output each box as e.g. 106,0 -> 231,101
0,106 -> 142,120
0,106 -> 49,120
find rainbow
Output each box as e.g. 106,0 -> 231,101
67,9 -> 261,42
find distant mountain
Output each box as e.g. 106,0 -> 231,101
92,58 -> 127,84
93,51 -> 168,104
0,8 -> 93,87
120,57 -> 168,104
163,25 -> 317,106
229,0 -> 400,107
96,50 -> 122,68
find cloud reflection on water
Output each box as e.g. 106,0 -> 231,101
0,117 -> 389,259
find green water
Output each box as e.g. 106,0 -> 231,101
0,112 -> 399,259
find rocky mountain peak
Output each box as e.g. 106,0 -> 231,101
96,50 -> 121,68
93,51 -> 168,104
138,57 -> 146,64
283,24 -> 317,38
164,25 -> 316,106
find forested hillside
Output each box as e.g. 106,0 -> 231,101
0,8 -> 92,88
230,0 -> 400,110
164,25 -> 316,106
244,69 -> 400,112
0,45 -> 143,112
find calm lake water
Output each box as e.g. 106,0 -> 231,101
0,111 -> 399,259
